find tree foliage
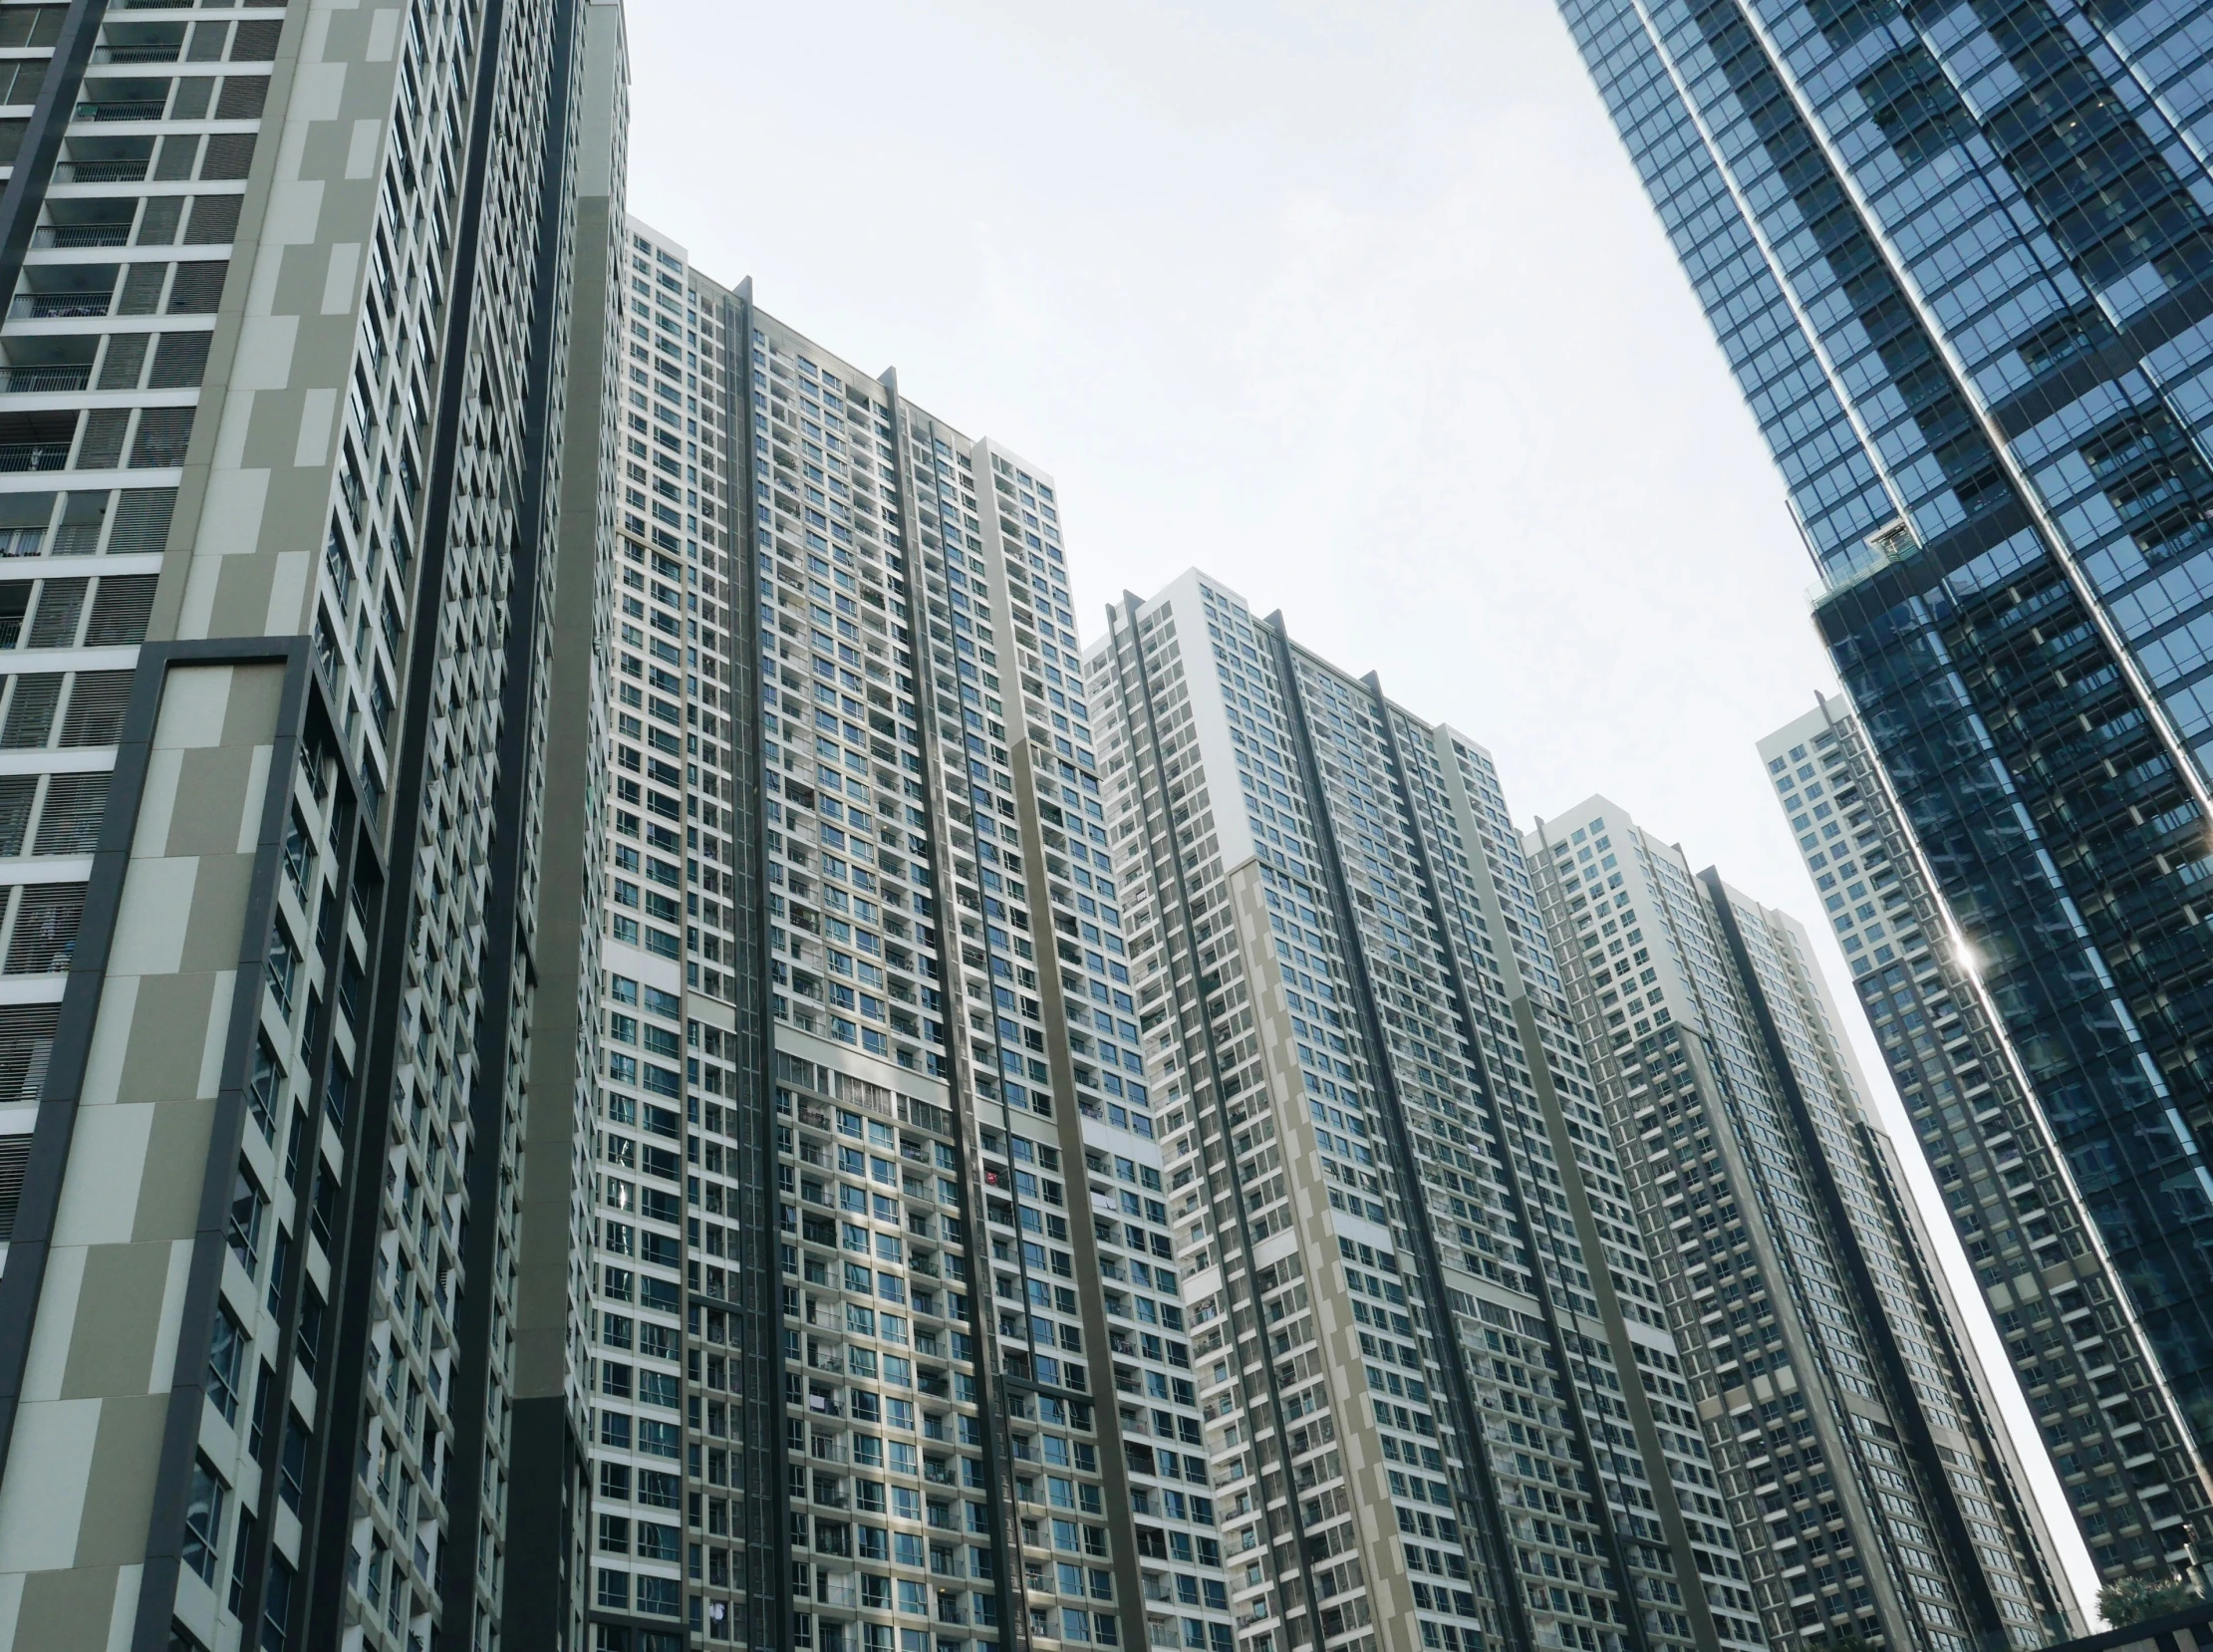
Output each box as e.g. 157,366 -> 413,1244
2099,1575 -> 2202,1629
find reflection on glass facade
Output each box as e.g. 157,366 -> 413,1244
1760,696 -> 2213,1584
1560,0 -> 2213,1573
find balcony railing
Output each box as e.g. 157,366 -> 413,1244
33,224 -> 129,249
0,443 -> 70,473
92,45 -> 182,63
74,101 -> 165,123
10,294 -> 110,320
0,367 -> 89,394
52,158 -> 147,183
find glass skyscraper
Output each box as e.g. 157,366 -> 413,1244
1559,0 -> 2213,1582
1760,696 -> 2213,1586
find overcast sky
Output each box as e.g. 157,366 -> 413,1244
626,0 -> 2098,1607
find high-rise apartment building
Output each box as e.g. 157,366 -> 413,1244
570,226 -> 1234,1652
1761,695 -> 2213,1586
1557,0 -> 2213,1507
1526,800 -> 2075,1650
1088,570 -> 1777,1652
512,3 -> 633,1648
0,0 -> 609,1648
571,211 -> 735,1652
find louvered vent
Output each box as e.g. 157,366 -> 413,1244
0,1134 -> 30,1239
34,771 -> 107,855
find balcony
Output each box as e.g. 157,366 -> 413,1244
32,224 -> 129,250
74,99 -> 165,123
54,156 -> 149,183
10,293 -> 109,321
0,442 -> 70,473
0,366 -> 88,394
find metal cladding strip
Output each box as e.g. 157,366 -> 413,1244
439,0 -> 584,1635
1274,650 -> 1600,1652
1099,594 -> 1330,1648
0,0 -> 111,323
723,283 -> 793,1652
1699,870 -> 2012,1647
302,0 -> 518,1635
1812,676 -> 2213,1526
886,387 -> 1025,1647
125,645 -> 316,1652
0,637 -> 304,1511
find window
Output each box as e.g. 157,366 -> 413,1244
264,921 -> 298,1015
206,1305 -> 245,1424
181,1456 -> 226,1583
226,1167 -> 264,1274
278,1413 -> 308,1511
260,1553 -> 295,1651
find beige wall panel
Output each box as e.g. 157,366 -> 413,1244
134,1106 -> 217,1243
0,658 -> 286,1631
114,975 -> 216,1109
105,863 -> 197,981
73,1391 -> 167,1564
77,977 -> 139,1113
50,1107 -> 150,1251
13,1560 -> 124,1652
0,1395 -> 98,1570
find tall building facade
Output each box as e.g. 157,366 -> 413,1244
510,1 -> 633,1647
1761,695 -> 2213,1586
571,228 -> 1235,1652
1089,570 -> 1780,1652
0,0 -> 612,1648
1527,800 -> 2075,1650
1556,0 -> 2213,1509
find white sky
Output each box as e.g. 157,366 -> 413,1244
625,0 -> 2101,1613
